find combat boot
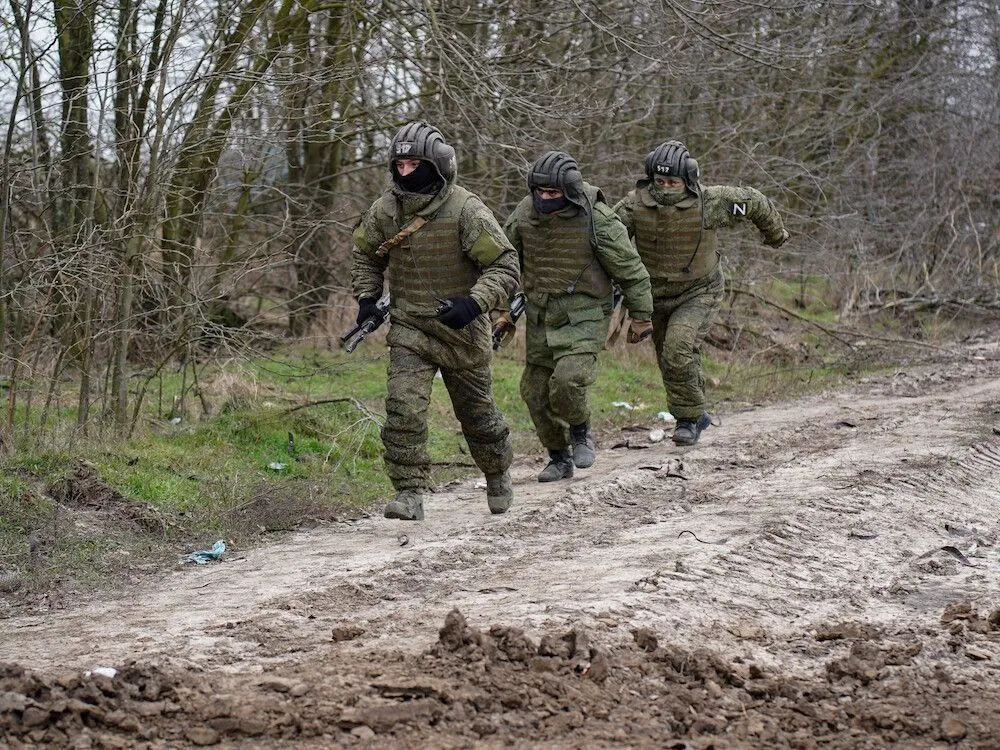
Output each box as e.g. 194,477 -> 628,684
570,423 -> 596,468
538,449 -> 574,482
485,470 -> 513,514
672,413 -> 712,446
383,489 -> 425,521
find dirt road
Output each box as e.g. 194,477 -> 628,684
3,336 -> 1000,748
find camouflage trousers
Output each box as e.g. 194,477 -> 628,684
519,297 -> 609,450
650,266 -> 725,420
520,356 -> 598,450
382,344 -> 512,492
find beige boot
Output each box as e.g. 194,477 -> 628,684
383,489 -> 425,521
486,471 -> 513,514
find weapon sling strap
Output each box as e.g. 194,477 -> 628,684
376,215 -> 429,258
605,304 -> 629,347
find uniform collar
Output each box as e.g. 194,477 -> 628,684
392,183 -> 454,220
638,185 -> 698,210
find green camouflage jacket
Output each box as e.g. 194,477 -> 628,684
352,180 -> 519,367
504,184 -> 652,323
615,184 -> 788,249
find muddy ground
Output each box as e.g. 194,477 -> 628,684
2,330 -> 1000,749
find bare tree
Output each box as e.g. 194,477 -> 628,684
0,0 -> 995,450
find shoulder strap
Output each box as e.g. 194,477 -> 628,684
376,215 -> 428,258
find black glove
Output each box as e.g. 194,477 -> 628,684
436,296 -> 482,329
356,297 -> 378,325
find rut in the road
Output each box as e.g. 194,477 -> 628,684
667,434 -> 1000,629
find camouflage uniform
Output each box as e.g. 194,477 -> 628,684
615,182 -> 787,423
505,182 -> 652,452
352,169 -> 519,497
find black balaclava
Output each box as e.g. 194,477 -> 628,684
532,192 -> 570,214
394,160 -> 443,195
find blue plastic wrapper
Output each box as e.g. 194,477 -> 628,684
181,539 -> 226,565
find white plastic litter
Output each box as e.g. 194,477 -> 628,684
87,667 -> 118,679
612,401 -> 637,410
657,411 -> 675,423
649,428 -> 665,443
169,416 -> 182,424
267,462 -> 287,470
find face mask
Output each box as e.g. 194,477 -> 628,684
649,182 -> 689,206
394,161 -> 442,194
532,193 -> 569,214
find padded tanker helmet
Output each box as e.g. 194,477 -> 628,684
527,151 -> 584,203
389,121 -> 457,182
645,140 -> 700,194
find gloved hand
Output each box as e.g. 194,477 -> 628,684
626,318 -> 653,344
765,228 -> 790,248
356,297 -> 378,325
436,296 -> 482,329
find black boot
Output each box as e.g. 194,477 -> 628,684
569,423 -> 596,468
538,449 -> 574,482
672,413 -> 712,446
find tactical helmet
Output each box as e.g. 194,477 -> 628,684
527,151 -> 584,199
389,121 -> 456,182
645,140 -> 700,193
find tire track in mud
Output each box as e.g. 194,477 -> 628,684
603,376 -> 1000,674
700,437 -> 1000,601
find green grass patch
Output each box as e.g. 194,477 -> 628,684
591,353 -> 667,424
756,276 -> 839,325
0,475 -> 48,535
709,359 -> 854,405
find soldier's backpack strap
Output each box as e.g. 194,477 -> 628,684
376,216 -> 429,258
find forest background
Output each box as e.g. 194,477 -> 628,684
0,0 -> 996,472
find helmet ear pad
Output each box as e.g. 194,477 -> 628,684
559,167 -> 584,202
430,141 -> 456,182
684,157 -> 699,187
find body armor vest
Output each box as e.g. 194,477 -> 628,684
632,188 -> 718,281
387,187 -> 481,314
515,199 -> 612,299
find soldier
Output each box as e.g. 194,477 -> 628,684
351,122 -> 520,520
614,140 -> 789,445
504,151 -> 653,482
